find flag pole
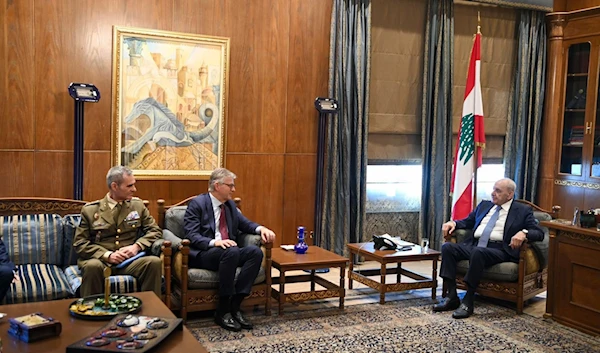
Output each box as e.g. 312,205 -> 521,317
473,12 -> 481,210
451,11 -> 486,221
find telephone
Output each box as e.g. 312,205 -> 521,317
373,234 -> 412,251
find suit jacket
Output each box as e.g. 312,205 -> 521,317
455,200 -> 544,260
183,193 -> 260,260
0,239 -> 15,271
73,195 -> 162,263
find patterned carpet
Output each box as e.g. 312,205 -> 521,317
186,291 -> 600,353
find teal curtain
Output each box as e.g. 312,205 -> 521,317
320,0 -> 371,256
419,0 -> 454,250
504,10 -> 546,202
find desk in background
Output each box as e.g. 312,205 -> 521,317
540,220 -> 600,336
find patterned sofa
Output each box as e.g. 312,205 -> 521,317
0,198 -> 171,305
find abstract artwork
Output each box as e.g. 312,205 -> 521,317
112,26 -> 229,179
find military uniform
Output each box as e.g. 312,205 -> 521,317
73,195 -> 162,297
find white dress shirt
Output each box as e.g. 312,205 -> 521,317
474,199 -> 513,242
209,193 -> 226,246
208,193 -> 262,247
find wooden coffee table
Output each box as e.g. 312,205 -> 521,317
347,241 -> 440,304
0,291 -> 207,353
271,246 -> 348,315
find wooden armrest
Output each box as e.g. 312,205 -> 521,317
160,240 -> 172,309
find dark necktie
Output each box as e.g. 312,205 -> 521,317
219,204 -> 229,240
477,205 -> 501,247
113,202 -> 122,223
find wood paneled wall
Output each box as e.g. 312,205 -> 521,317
554,0 -> 600,12
0,0 -> 332,246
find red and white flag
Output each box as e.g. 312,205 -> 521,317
450,32 -> 486,221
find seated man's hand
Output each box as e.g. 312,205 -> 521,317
107,251 -> 128,264
259,227 -> 276,244
510,231 -> 527,249
12,271 -> 19,284
118,244 -> 141,258
442,221 -> 456,240
215,239 -> 237,249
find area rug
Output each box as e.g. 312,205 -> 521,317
186,291 -> 600,353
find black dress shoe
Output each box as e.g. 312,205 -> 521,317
215,312 -> 242,332
432,297 -> 460,312
452,303 -> 474,319
231,311 -> 253,330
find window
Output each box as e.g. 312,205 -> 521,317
366,165 -> 422,213
366,164 -> 505,213
474,164 -> 505,204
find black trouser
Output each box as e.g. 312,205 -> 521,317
191,245 -> 263,297
440,241 -> 514,290
0,265 -> 14,302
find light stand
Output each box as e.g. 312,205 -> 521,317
68,83 -> 101,200
311,97 -> 339,273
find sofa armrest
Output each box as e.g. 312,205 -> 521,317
528,229 -> 549,269
237,233 -> 261,248
450,229 -> 473,244
162,229 -> 183,250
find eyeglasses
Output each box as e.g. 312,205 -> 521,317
221,183 -> 235,189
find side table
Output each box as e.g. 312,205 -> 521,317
347,241 -> 440,304
271,246 -> 348,315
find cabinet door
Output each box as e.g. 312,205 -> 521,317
589,43 -> 600,180
560,42 -> 590,177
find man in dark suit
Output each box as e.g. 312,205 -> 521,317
0,239 -> 17,302
433,178 -> 543,318
184,168 -> 276,332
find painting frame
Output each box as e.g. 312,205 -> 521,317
111,26 -> 229,180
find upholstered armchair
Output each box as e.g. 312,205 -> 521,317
442,200 -> 558,314
157,197 -> 272,322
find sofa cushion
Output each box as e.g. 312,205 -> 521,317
186,266 -> 266,290
533,210 -> 552,222
456,260 -> 519,282
64,265 -> 139,296
5,264 -> 73,304
62,214 -> 82,267
530,212 -> 550,269
162,229 -> 183,249
1,214 -> 64,266
165,206 -> 188,238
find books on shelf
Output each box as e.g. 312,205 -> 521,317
568,125 -> 584,145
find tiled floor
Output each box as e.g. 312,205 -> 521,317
271,259 -> 547,318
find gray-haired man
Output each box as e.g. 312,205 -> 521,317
184,168 -> 276,332
74,166 -> 162,297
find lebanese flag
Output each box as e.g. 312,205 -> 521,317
450,32 -> 485,221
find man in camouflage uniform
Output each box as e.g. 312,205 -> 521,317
73,166 -> 162,297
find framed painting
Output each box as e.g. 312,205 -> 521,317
111,26 -> 229,179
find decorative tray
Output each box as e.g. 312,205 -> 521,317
66,314 -> 182,353
69,294 -> 142,320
